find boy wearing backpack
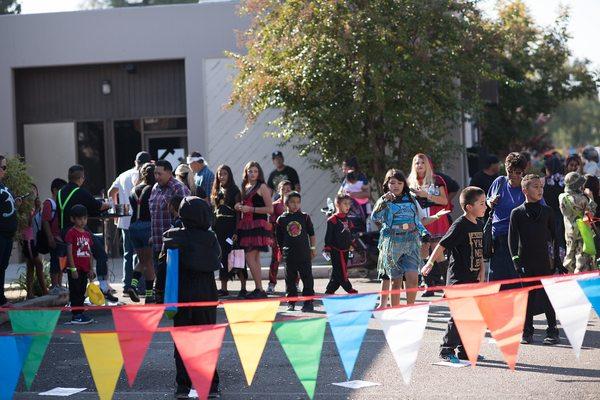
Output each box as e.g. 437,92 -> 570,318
42,178 -> 67,294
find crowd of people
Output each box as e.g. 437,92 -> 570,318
1,145 -> 600,396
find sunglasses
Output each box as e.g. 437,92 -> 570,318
0,165 -> 6,171
507,169 -> 524,175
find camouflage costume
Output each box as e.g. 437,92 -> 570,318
558,172 -> 597,273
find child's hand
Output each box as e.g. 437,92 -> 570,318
71,270 -> 79,280
311,249 -> 317,259
87,271 -> 96,281
421,261 -> 433,276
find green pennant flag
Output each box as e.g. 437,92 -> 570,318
273,318 -> 326,399
8,310 -> 61,389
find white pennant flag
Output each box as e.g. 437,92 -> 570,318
374,304 -> 429,385
542,278 -> 592,358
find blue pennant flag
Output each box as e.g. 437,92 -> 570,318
322,293 -> 379,380
15,335 -> 33,367
578,276 -> 600,317
165,248 -> 180,317
0,336 -> 23,400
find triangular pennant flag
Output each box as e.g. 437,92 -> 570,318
374,304 -> 429,384
476,290 -> 528,370
273,318 -> 326,399
224,300 -> 279,385
171,324 -> 227,400
445,283 -> 501,366
112,306 -> 164,386
578,276 -> 600,317
322,294 -> 378,379
165,248 -> 179,315
542,278 -> 591,358
8,310 -> 61,389
80,333 -> 124,400
0,337 -> 23,400
15,335 -> 33,367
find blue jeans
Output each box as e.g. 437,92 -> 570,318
91,233 -> 108,278
121,228 -> 137,289
0,234 -> 14,304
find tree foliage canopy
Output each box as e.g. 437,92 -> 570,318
1,0 -> 21,14
229,0 -> 497,184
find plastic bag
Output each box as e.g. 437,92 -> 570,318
86,283 -> 105,306
577,218 -> 596,256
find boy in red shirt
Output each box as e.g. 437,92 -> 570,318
65,204 -> 96,325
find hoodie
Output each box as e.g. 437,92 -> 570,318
559,172 -> 597,239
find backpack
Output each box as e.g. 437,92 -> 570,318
35,198 -> 56,254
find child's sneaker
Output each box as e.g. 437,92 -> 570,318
439,353 -> 459,363
543,333 -> 560,345
347,288 -> 358,294
71,314 -> 94,325
102,291 -> 119,303
126,287 -> 140,303
237,289 -> 248,299
287,302 -> 296,312
266,282 -> 276,294
520,334 -> 534,344
301,302 -> 314,312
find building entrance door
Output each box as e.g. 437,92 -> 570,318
146,134 -> 188,170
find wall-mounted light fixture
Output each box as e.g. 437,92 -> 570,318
101,80 -> 111,95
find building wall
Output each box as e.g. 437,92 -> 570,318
0,1 -> 247,156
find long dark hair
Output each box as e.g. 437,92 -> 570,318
139,163 -> 156,186
382,168 -> 418,207
241,161 -> 265,197
211,164 -> 237,206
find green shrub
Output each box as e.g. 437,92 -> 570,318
3,155 -> 35,238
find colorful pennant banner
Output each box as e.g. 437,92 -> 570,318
80,333 -> 124,400
578,276 -> 600,317
224,300 -> 280,385
274,318 -> 327,400
323,293 -> 378,380
165,248 -> 179,319
8,310 -> 61,389
0,336 -> 24,400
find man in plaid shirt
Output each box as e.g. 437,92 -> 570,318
149,159 -> 190,303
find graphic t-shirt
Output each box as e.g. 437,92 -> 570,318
65,227 -> 93,272
439,215 -> 483,284
276,211 -> 314,261
0,183 -> 17,238
267,166 -> 300,191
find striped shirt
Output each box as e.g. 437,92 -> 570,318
149,177 -> 190,252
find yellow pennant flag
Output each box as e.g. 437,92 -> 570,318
81,333 -> 124,400
224,300 -> 280,385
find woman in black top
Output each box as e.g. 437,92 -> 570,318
126,163 -> 156,302
0,155 -> 19,306
210,165 -> 246,297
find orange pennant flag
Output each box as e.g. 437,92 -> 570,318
445,283 -> 500,366
476,290 -> 528,370
171,324 -> 227,400
112,306 -> 164,386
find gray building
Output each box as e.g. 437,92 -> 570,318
0,2 -> 472,259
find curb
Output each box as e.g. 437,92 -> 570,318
0,293 -> 69,326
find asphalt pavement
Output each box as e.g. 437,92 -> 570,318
2,277 -> 600,400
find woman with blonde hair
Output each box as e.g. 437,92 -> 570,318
235,161 -> 273,299
407,153 -> 450,296
174,164 -> 197,194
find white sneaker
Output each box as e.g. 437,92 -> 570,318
266,282 -> 276,294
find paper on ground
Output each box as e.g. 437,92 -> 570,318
331,380 -> 381,389
39,387 -> 87,396
432,360 -> 471,368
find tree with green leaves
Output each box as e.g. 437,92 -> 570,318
228,0 -> 496,189
547,97 -> 600,149
480,1 -> 598,155
1,0 -> 21,14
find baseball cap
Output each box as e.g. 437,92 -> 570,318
136,151 -> 151,164
272,151 -> 284,159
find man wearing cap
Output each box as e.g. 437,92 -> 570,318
267,151 -> 301,195
470,155 -> 500,195
108,151 -> 151,295
187,151 -> 214,199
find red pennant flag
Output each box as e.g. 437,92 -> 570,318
171,324 -> 227,400
476,290 -> 528,370
445,283 -> 500,366
112,306 -> 164,386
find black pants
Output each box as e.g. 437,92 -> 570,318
173,274 -> 219,391
67,270 -> 88,316
154,251 -> 166,300
285,259 -> 314,302
423,260 -> 448,288
326,251 -> 353,294
524,289 -> 558,337
0,235 -> 14,305
440,317 -> 463,355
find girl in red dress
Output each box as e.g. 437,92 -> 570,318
235,161 -> 274,299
